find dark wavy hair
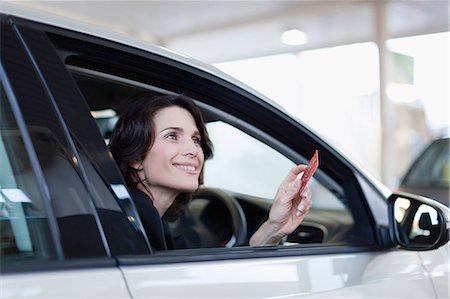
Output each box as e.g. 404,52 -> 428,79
108,93 -> 213,220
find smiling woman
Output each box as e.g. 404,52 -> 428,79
108,94 -> 213,220
134,106 -> 206,197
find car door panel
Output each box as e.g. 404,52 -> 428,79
121,250 -> 434,298
1,268 -> 130,299
419,244 -> 449,299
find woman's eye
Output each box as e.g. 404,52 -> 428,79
192,136 -> 201,144
165,133 -> 177,140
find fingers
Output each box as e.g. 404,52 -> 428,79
283,164 -> 309,184
299,187 -> 308,198
295,187 -> 312,216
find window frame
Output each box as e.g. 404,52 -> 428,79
0,15 -> 119,272
11,18 -> 152,256
1,16 -> 63,264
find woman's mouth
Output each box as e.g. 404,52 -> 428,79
173,163 -> 197,172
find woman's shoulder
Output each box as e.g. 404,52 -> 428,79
128,187 -> 158,215
128,187 -> 168,250
129,187 -> 151,202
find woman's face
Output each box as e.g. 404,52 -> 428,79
137,106 -> 205,195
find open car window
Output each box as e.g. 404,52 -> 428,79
66,66 -> 364,249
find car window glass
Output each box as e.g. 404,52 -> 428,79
28,124 -> 108,258
74,145 -> 150,255
1,73 -> 108,258
403,139 -> 450,187
0,84 -> 57,263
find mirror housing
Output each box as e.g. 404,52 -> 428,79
388,192 -> 449,251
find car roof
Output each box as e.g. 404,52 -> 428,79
0,2 -> 285,113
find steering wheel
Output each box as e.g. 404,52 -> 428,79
171,187 -> 248,248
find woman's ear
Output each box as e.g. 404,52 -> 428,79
130,160 -> 143,171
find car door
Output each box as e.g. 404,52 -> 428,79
0,15 -> 133,298
6,14 -> 441,299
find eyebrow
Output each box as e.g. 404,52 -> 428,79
160,127 -> 200,136
160,126 -> 182,133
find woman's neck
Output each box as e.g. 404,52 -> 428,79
137,184 -> 178,217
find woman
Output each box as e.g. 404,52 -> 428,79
109,93 -> 312,250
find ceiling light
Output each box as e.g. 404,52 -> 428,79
281,29 -> 308,46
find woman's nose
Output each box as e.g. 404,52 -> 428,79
183,140 -> 199,157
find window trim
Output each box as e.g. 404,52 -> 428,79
117,243 -> 388,266
11,17 -> 152,256
0,21 -> 64,260
1,257 -> 117,274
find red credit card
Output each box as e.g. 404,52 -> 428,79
299,150 -> 319,194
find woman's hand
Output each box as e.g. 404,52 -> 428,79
249,164 -> 312,246
269,164 -> 312,236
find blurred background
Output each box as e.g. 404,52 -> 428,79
9,0 -> 449,190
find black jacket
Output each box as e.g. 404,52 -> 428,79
129,188 -> 169,250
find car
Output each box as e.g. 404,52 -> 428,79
398,137 -> 449,207
1,4 -> 449,299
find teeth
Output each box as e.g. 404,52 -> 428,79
174,164 -> 196,171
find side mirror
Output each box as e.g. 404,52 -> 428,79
388,193 -> 449,251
